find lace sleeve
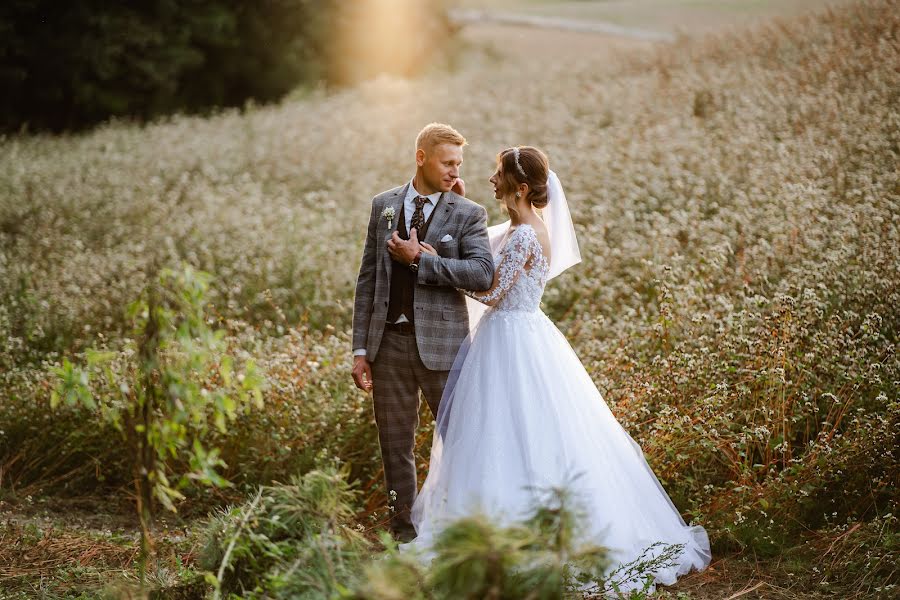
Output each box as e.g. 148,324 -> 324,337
465,225 -> 535,305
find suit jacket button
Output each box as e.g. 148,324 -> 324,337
384,301 -> 388,306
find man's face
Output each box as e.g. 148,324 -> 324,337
418,143 -> 463,193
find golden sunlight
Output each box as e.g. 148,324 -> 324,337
331,0 -> 438,84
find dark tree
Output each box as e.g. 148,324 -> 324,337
0,1 -> 451,133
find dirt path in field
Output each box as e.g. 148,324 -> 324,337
450,5 -> 668,69
450,8 -> 676,42
460,25 -> 657,67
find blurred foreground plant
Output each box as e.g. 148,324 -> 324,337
197,470 -> 683,600
349,485 -> 682,600
52,263 -> 263,584
199,467 -> 370,599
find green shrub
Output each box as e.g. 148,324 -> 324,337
50,263 -> 263,585
348,486 -> 684,599
199,467 -> 371,599
1,1 -> 898,597
0,0 -> 454,132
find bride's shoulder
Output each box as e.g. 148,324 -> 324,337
515,221 -> 551,261
516,221 -> 548,245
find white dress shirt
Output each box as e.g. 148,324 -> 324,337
353,179 -> 442,357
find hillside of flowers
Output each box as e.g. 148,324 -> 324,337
0,0 -> 897,597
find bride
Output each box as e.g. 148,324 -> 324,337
405,146 -> 711,592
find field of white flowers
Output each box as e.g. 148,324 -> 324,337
1,0 -> 897,597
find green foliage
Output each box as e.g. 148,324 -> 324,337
196,477 -> 676,600
198,467 -> 371,599
0,0 -> 898,597
609,254 -> 900,557
1,1 -> 235,132
52,264 -> 263,516
817,512 -> 900,596
0,1 -> 454,132
206,324 -> 381,497
192,476 -> 660,600
347,486 -> 682,599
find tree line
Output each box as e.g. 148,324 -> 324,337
0,1 -> 453,133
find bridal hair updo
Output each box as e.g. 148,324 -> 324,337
496,146 -> 550,209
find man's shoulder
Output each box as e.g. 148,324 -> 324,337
372,184 -> 408,205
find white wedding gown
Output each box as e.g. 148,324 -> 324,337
405,223 -> 711,593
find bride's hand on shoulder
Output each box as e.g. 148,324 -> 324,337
419,242 -> 438,256
451,178 -> 465,196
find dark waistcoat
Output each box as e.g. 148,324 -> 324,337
387,200 -> 438,324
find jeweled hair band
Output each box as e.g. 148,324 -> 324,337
512,147 -> 527,178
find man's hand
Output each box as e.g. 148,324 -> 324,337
387,228 -> 423,265
419,241 -> 438,256
352,355 -> 373,392
451,178 -> 466,196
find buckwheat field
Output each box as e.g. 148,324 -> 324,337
0,0 -> 897,597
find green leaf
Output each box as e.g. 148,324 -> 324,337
203,572 -> 221,589
214,411 -> 226,433
220,356 -> 233,387
221,394 -> 235,415
80,392 -> 97,410
86,349 -> 117,365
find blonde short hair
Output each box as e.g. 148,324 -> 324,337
415,122 -> 467,153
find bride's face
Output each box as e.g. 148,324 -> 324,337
489,165 -> 509,202
491,160 -> 524,211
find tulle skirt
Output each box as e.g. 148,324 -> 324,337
405,308 -> 711,592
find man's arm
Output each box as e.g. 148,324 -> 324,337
352,198 -> 380,354
416,205 -> 493,291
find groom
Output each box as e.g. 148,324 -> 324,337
352,123 -> 493,541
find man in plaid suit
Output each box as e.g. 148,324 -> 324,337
352,123 -> 494,541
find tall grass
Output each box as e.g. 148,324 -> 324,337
0,0 -> 897,596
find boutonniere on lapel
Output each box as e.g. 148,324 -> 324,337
381,206 -> 395,230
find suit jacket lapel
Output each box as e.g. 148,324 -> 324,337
382,184 -> 408,279
423,191 -> 457,247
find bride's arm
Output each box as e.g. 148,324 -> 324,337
464,229 -> 532,306
464,260 -> 518,306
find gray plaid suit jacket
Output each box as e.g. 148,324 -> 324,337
353,183 -> 494,371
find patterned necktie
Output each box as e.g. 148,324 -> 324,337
410,196 -> 428,237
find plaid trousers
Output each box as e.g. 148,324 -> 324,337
371,329 -> 449,534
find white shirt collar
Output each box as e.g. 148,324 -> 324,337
407,178 -> 442,206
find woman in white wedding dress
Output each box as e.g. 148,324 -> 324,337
406,146 -> 711,592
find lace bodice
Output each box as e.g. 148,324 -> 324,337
466,224 -> 550,311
